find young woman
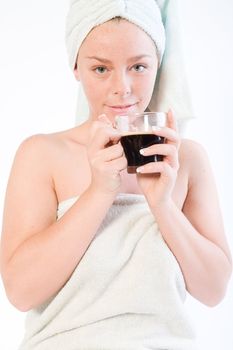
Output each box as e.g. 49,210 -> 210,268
0,1 -> 232,349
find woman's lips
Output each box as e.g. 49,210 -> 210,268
106,103 -> 138,113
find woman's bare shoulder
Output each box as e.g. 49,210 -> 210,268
179,138 -> 208,159
7,127 -> 83,191
179,138 -> 213,187
19,127 -> 79,146
179,138 -> 216,194
179,138 -> 210,172
15,127 -> 82,159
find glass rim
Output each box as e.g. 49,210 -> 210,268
115,111 -> 166,119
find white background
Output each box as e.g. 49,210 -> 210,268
0,0 -> 233,349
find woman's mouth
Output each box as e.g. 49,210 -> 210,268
106,103 -> 138,114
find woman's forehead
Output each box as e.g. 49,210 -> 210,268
86,19 -> 150,40
80,19 -> 157,56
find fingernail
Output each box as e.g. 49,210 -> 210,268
136,166 -> 144,173
139,149 -> 145,155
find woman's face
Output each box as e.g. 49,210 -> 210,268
74,19 -> 158,121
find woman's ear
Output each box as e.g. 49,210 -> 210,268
73,63 -> 80,81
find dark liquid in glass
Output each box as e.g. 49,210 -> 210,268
120,133 -> 165,173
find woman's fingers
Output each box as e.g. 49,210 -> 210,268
154,109 -> 180,148
96,143 -> 124,162
87,118 -> 127,193
91,151 -> 127,177
140,144 -> 179,169
136,161 -> 174,176
89,122 -> 121,150
135,110 -> 180,172
166,109 -> 178,132
151,126 -> 180,147
108,155 -> 128,172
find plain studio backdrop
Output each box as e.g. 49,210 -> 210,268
0,0 -> 232,349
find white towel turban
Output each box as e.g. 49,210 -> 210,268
65,0 -> 166,69
65,0 -> 194,131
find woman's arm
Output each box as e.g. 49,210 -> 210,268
136,110 -> 232,306
150,139 -> 232,306
0,125 -> 126,312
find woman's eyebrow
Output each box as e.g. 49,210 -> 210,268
85,54 -> 153,63
128,54 -> 153,62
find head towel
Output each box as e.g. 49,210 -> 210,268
65,0 -> 166,69
65,0 -> 195,131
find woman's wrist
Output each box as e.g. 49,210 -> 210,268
146,195 -> 176,217
85,183 -> 118,203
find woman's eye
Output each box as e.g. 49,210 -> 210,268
94,66 -> 107,74
133,64 -> 146,72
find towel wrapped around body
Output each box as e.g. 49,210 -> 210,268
19,193 -> 196,350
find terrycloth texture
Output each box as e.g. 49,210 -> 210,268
72,0 -> 194,132
150,0 -> 194,121
19,193 -> 196,350
65,0 -> 166,69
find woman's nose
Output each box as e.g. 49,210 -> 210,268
112,71 -> 132,97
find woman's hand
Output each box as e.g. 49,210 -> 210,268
136,110 -> 180,208
87,115 -> 127,196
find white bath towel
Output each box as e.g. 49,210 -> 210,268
73,0 -> 195,133
19,193 -> 196,349
150,0 -> 194,121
